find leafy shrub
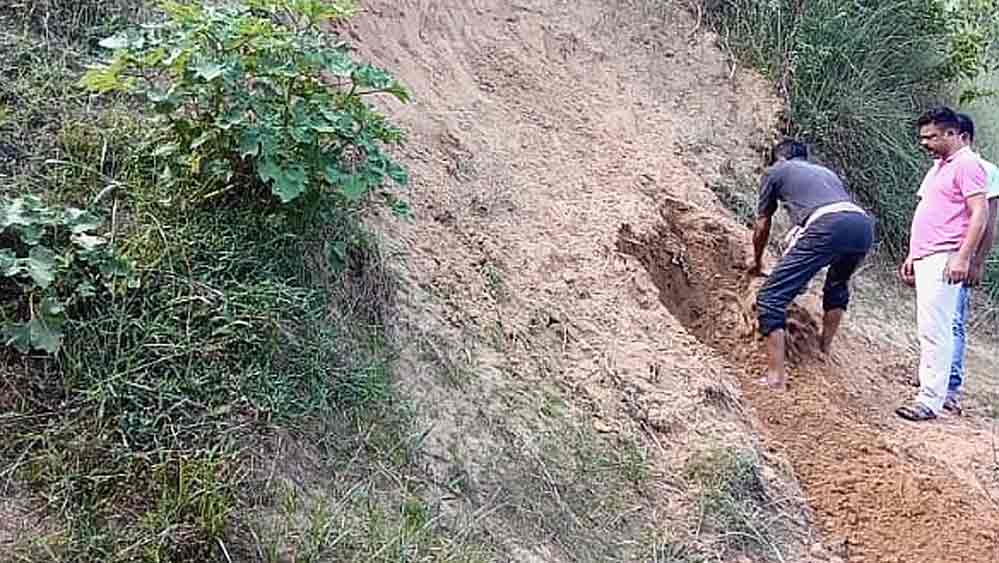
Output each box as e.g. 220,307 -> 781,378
82,0 -> 409,206
0,195 -> 134,353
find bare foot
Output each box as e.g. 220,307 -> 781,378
757,371 -> 787,391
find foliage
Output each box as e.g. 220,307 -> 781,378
0,195 -> 135,354
1,3 -> 409,559
701,0 -> 998,256
81,0 -> 410,206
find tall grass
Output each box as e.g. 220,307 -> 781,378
702,0 -> 953,256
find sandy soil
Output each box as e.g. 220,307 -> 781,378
349,0 -> 999,560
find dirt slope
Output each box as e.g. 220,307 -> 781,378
349,1 -> 999,561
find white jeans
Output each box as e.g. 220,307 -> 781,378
914,252 -> 963,413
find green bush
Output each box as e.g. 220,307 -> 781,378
701,0 -> 998,256
0,195 -> 135,354
82,0 -> 409,207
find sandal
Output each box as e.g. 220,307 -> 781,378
943,396 -> 963,416
895,403 -> 937,421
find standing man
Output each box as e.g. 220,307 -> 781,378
941,113 -> 999,415
750,140 -> 874,390
897,107 -> 989,422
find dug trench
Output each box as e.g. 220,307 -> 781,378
618,198 -> 999,563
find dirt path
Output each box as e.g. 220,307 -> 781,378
349,0 -> 999,560
620,199 -> 999,562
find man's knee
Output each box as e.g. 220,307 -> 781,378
822,284 -> 850,311
757,287 -> 787,336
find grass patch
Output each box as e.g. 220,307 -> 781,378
685,447 -> 790,561
0,5 -> 423,562
490,418 -> 657,561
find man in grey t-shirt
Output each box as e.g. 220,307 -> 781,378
750,140 -> 874,390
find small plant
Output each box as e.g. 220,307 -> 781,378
81,0 -> 409,207
685,448 -> 787,560
0,194 -> 134,354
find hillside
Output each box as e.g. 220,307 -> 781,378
2,1 -> 999,562
348,1 -> 999,562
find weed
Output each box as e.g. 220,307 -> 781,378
707,179 -> 756,227
492,419 -> 657,561
480,260 -> 507,303
983,392 -> 999,419
685,447 -> 789,561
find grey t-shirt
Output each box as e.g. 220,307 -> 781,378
757,159 -> 852,226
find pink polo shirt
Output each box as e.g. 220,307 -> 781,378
909,147 -> 987,260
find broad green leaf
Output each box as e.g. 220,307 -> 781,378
29,317 -> 62,354
257,158 -> 281,184
98,33 -> 130,50
2,198 -> 29,228
194,61 -> 224,82
147,89 -> 181,114
217,109 -> 246,131
323,49 -> 356,76
272,165 -> 308,203
340,175 -> 368,201
0,249 -> 16,276
324,165 -> 346,185
18,224 -> 44,246
79,59 -> 133,93
4,323 -> 31,354
352,64 -> 397,90
76,281 -> 97,298
71,233 -> 107,251
0,248 -> 17,276
39,297 -> 66,325
239,127 -> 261,158
99,256 -> 136,290
65,208 -> 103,234
27,246 -> 56,289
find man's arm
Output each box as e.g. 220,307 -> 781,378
947,193 -> 988,283
750,215 -> 772,275
750,168 -> 779,275
970,198 -> 998,284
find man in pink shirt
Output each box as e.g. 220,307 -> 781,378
897,107 -> 989,421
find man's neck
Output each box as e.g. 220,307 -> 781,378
941,145 -> 969,161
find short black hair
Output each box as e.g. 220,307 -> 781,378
771,139 -> 808,164
957,112 -> 975,143
916,106 -> 961,132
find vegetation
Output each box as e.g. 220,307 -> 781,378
699,0 -> 999,275
684,448 -> 791,561
0,1 -> 446,560
81,1 -> 409,207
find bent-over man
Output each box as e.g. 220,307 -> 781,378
751,140 -> 874,390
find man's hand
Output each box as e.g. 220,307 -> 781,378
968,260 -> 987,287
899,257 -> 915,287
747,257 -> 769,277
945,254 -> 971,284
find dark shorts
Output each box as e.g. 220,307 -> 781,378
757,212 -> 874,335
